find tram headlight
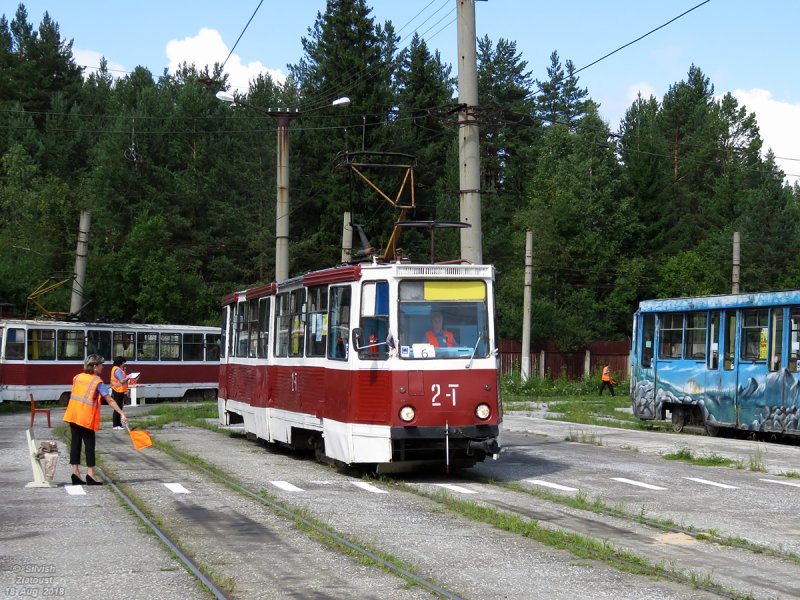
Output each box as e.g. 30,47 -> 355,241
399,405 -> 416,422
475,403 -> 491,420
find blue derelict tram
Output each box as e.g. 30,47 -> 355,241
631,290 -> 800,437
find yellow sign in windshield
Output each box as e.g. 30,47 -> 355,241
424,281 -> 485,301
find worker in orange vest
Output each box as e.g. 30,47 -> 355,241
110,356 -> 129,430
425,312 -> 454,348
63,354 -> 127,485
599,364 -> 617,396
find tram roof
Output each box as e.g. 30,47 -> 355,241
638,289 -> 800,312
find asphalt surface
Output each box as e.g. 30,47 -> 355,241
2,404 -> 794,600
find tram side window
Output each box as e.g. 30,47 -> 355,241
328,286 -> 352,360
640,314 -> 655,368
28,328 -> 55,360
247,299 -> 260,358
657,313 -> 683,359
58,329 -> 85,360
790,308 -> 800,373
740,309 -> 768,361
257,297 -> 270,358
306,286 -> 328,357
275,290 -> 305,358
707,311 -> 720,369
770,308 -> 784,371
723,310 -> 736,370
685,312 -> 707,360
88,330 -> 112,359
206,333 -> 221,361
113,332 -> 135,359
5,328 -> 25,359
358,281 -> 389,360
160,332 -> 181,361
183,333 -> 204,361
137,332 -> 159,360
231,301 -> 248,357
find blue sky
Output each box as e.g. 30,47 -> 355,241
10,1 -> 800,183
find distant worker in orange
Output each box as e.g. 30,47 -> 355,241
426,312 -> 454,348
63,354 -> 127,485
110,356 -> 129,430
598,364 -> 617,396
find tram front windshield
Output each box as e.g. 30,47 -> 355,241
397,280 -> 489,359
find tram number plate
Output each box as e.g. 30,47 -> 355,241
431,383 -> 459,407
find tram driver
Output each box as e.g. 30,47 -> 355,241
425,312 -> 454,348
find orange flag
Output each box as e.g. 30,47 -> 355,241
128,428 -> 153,451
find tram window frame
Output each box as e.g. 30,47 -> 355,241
183,333 -> 205,361
723,310 -> 736,370
640,313 -> 655,368
770,307 -> 784,371
113,331 -> 135,360
233,301 -> 249,358
707,311 -> 720,369
5,328 -> 25,359
27,328 -> 55,360
328,285 -> 352,361
257,297 -> 270,358
137,331 -> 159,360
305,286 -> 328,358
358,281 -> 389,360
206,333 -> 221,361
685,312 -> 707,360
275,289 -> 306,358
790,307 -> 800,373
657,313 -> 683,359
88,330 -> 112,359
740,308 -> 768,362
57,329 -> 85,360
247,298 -> 260,358
160,332 -> 181,361
219,308 -> 228,359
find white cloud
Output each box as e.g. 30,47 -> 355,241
732,88 -> 800,186
72,48 -> 128,79
165,28 -> 287,93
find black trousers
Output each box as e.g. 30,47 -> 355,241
599,381 -> 616,396
69,422 -> 96,467
112,390 -> 126,427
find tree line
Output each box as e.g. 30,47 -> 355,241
2,1 -> 798,350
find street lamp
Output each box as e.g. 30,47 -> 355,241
216,91 -> 351,281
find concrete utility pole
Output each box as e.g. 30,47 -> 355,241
457,0 -> 482,264
70,210 -> 91,317
521,231 -> 533,381
732,231 -> 740,294
269,110 -> 300,282
341,211 -> 353,263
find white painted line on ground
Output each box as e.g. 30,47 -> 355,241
351,481 -> 388,494
760,478 -> 800,488
525,479 -> 578,492
164,482 -> 191,494
683,477 -> 737,489
270,480 -> 304,492
435,483 -> 477,494
65,485 -> 86,496
611,477 -> 667,490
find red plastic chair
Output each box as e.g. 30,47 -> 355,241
30,393 -> 51,428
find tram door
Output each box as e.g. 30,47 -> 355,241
631,313 -> 656,418
708,310 -> 738,427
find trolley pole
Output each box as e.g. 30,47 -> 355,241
457,0 -> 482,264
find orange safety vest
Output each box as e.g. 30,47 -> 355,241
63,372 -> 103,431
111,365 -> 129,393
426,329 -> 454,348
602,366 -> 611,382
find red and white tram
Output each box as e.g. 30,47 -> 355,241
0,319 -> 221,403
217,261 -> 502,471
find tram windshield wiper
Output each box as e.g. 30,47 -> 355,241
466,334 -> 481,369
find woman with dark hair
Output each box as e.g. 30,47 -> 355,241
63,354 -> 127,485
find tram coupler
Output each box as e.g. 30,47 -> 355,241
468,438 -> 500,456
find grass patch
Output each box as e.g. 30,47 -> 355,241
133,402 -> 219,430
661,447 -> 741,468
565,428 -> 602,446
779,471 -> 800,478
748,447 -> 767,472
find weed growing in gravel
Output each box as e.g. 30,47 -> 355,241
661,447 -> 740,467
